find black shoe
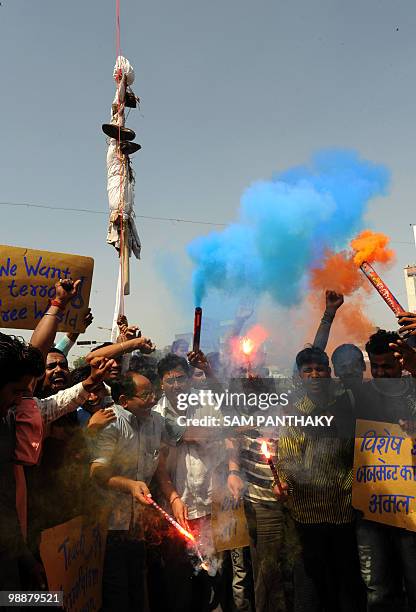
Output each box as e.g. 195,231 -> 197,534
120,141 -> 142,155
102,124 -> 136,141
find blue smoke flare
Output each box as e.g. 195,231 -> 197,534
188,149 -> 389,307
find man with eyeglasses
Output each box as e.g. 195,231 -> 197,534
90,368 -> 174,612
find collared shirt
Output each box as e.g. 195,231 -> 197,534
35,383 -> 90,427
76,384 -> 114,428
91,404 -> 168,530
278,390 -> 355,525
153,393 -> 226,520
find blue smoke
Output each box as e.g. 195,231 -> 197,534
188,149 -> 390,307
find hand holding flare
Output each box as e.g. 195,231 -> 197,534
261,440 -> 283,495
145,495 -> 206,567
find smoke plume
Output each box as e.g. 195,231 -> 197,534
188,149 -> 390,307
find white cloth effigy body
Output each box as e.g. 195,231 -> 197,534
106,55 -> 141,259
106,141 -> 141,258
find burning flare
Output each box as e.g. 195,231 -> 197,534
241,337 -> 254,356
146,496 -> 195,543
261,440 -> 271,459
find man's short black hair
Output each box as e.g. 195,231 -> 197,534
0,333 -> 45,390
70,365 -> 91,386
129,359 -> 159,387
295,346 -> 330,371
48,347 -> 68,361
332,344 -> 365,365
365,329 -> 399,356
109,376 -> 137,403
157,353 -> 190,379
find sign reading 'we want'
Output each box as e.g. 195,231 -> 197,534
0,245 -> 94,332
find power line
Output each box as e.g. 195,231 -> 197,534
0,200 -> 414,243
0,201 -> 226,227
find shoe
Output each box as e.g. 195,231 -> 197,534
102,124 -> 136,141
120,141 -> 142,155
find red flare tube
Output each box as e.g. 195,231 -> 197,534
146,496 -> 195,542
267,457 -> 282,493
146,496 -> 205,564
193,307 -> 202,353
360,262 -> 405,315
261,441 -> 283,493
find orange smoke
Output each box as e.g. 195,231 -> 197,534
308,229 -> 395,348
351,230 -> 394,267
310,251 -> 363,296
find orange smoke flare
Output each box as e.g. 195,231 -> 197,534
310,250 -> 362,296
351,230 -> 394,267
308,229 -> 396,347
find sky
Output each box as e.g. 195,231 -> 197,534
1,0 -> 416,363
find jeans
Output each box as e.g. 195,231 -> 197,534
244,499 -> 288,612
357,519 -> 416,611
294,521 -> 365,612
101,531 -> 146,612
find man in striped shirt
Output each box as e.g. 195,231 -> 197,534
227,377 -> 288,612
277,346 -> 364,612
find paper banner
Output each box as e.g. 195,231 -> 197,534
352,419 -> 416,530
0,245 -> 94,332
211,479 -> 250,552
39,515 -> 107,612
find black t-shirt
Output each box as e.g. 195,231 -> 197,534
353,377 -> 416,424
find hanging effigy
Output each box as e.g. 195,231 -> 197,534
103,55 -> 141,298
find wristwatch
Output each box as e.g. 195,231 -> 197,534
228,469 -> 242,477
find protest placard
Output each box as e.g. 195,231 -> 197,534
352,419 -> 416,531
0,245 -> 94,332
211,481 -> 250,552
39,515 -> 107,612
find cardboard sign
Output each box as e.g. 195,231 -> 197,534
211,483 -> 250,552
40,515 -> 107,612
352,419 -> 416,531
0,245 -> 94,332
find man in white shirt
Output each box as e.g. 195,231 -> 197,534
90,371 -> 174,612
154,353 -> 227,612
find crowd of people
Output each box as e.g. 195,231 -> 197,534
1,282 -> 416,612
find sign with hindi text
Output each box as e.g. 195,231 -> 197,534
39,515 -> 107,612
352,419 -> 416,531
0,245 -> 94,332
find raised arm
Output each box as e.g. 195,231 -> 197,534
55,309 -> 94,356
313,290 -> 344,350
85,335 -> 155,363
29,279 -> 80,360
38,357 -> 115,425
187,349 -> 224,393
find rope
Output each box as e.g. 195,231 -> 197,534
115,0 -> 125,312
